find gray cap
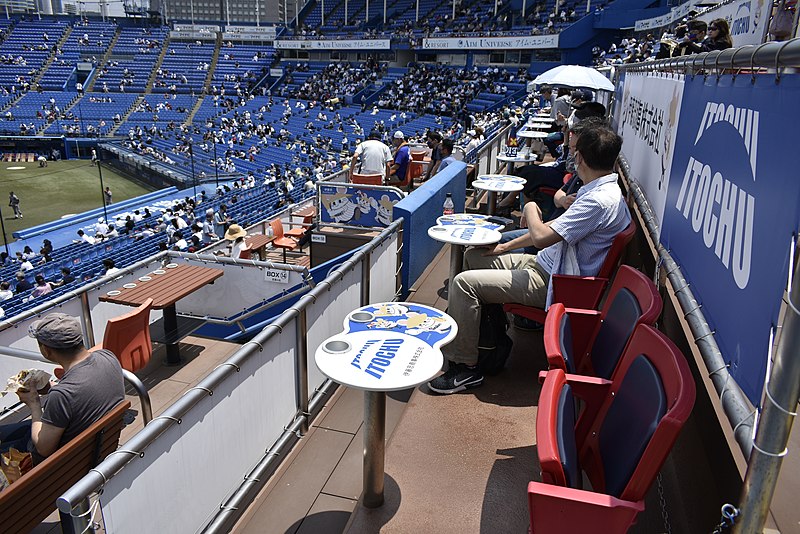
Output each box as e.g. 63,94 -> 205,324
28,313 -> 84,349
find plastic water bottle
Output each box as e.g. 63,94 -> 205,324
443,193 -> 454,216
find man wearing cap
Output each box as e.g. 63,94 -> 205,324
350,130 -> 393,182
0,313 -> 124,462
203,209 -> 219,244
387,131 -> 410,185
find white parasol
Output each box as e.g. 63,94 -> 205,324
532,65 -> 615,91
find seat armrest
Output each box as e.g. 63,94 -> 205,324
528,481 -> 644,534
552,275 -> 609,310
503,303 -> 546,323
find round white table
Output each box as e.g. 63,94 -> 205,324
428,223 -> 503,291
315,302 -> 457,507
518,129 -> 549,139
473,176 -> 525,215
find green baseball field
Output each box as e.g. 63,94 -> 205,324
0,159 -> 154,245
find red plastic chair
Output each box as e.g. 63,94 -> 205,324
529,324 -> 696,533
504,222 -> 636,324
543,265 -> 662,379
351,173 -> 383,185
270,219 -> 298,263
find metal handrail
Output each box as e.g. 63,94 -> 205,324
57,218 -> 404,528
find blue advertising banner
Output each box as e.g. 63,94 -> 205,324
317,183 -> 404,228
660,74 -> 800,404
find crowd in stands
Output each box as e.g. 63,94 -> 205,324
594,18 -> 734,66
290,59 -> 387,102
378,64 -> 528,116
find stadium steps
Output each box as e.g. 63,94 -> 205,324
109,95 -> 145,136
36,93 -> 83,134
31,26 -> 73,91
144,34 -> 171,95
86,26 -> 123,92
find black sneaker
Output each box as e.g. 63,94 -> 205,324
428,363 -> 484,395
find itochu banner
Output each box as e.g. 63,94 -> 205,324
618,73 -> 684,237
696,0 -> 771,47
318,183 -> 404,228
659,74 -> 800,404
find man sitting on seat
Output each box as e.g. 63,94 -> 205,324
387,131 -> 410,184
428,125 -> 631,395
0,313 -> 125,463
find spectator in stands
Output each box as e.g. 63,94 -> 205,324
677,20 -> 708,55
438,139 -> 457,172
41,240 -> 53,256
0,281 -> 13,301
203,210 -> 219,243
31,275 -> 52,298
9,191 -> 22,219
15,272 -> 32,294
428,125 -> 631,394
102,259 -> 120,277
224,224 -> 249,259
50,268 -> 75,288
74,229 -> 95,245
0,252 -> 9,266
0,313 -> 125,463
21,246 -> 36,261
423,131 -> 443,182
20,257 -> 34,272
704,19 -> 733,51
544,88 -> 573,156
350,130 -> 393,181
388,131 -> 410,184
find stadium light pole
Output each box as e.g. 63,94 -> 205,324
0,204 -> 9,256
345,0 -> 348,25
213,133 -> 220,189
97,156 -> 108,224
321,0 -> 324,26
188,139 -> 198,200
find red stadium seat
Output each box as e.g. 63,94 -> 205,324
529,324 -> 696,533
504,222 -> 635,324
543,265 -> 662,379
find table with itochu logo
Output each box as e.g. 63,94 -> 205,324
314,302 -> 457,508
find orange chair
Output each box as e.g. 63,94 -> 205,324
237,244 -> 252,259
351,173 -> 383,185
286,214 -> 314,251
270,218 -> 298,263
94,298 -> 154,373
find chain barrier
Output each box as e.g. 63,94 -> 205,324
711,503 -> 740,534
656,472 -> 672,534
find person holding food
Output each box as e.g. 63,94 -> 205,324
0,313 -> 124,464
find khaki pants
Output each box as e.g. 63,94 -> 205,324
443,247 -> 550,365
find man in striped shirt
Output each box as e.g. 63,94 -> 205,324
429,125 -> 631,395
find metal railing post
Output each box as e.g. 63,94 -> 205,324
59,498 -> 93,534
79,292 -> 95,348
295,308 -> 310,434
733,256 -> 800,533
361,250 -> 371,306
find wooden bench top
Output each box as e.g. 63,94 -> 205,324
99,264 -> 223,309
0,400 -> 131,534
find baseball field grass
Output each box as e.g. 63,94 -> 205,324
0,159 -> 154,245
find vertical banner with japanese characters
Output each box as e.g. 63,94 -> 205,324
618,72 -> 685,238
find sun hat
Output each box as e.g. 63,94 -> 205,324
224,224 -> 247,240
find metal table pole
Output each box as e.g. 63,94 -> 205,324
363,390 -> 386,508
448,244 -> 464,297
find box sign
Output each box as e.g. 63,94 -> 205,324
264,268 -> 289,284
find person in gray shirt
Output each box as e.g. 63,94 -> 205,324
4,313 -> 125,464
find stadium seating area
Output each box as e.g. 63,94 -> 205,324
0,16 -> 533,318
